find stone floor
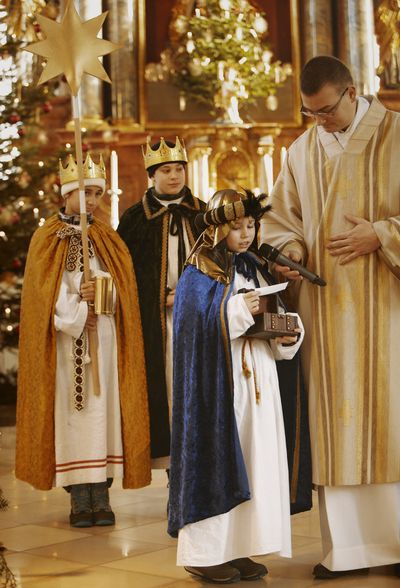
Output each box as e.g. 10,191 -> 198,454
0,426 -> 398,587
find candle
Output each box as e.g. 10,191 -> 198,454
110,150 -> 120,230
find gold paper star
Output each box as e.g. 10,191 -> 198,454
25,0 -> 120,96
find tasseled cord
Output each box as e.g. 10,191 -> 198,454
241,339 -> 261,404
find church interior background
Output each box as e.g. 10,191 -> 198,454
0,0 -> 399,586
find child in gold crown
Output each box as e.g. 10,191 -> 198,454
118,137 -> 206,472
16,153 -> 151,527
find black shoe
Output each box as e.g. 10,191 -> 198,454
69,511 -> 93,528
313,563 -> 370,579
394,563 -> 400,577
93,509 -> 115,526
229,558 -> 268,581
185,564 -> 241,584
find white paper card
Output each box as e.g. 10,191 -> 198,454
255,282 -> 288,296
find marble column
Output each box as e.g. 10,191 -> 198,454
301,0 -> 334,65
337,0 -> 376,94
106,0 -> 139,124
76,0 -> 107,128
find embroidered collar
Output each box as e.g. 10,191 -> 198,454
58,207 -> 94,225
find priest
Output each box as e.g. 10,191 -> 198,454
261,55 -> 400,579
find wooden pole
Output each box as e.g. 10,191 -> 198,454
72,94 -> 101,396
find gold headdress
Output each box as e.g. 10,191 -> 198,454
142,136 -> 188,170
59,153 -> 106,197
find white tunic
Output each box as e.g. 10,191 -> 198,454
177,270 -> 304,566
53,228 -> 123,487
152,197 -> 191,469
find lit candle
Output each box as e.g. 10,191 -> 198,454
33,207 -> 39,219
110,150 -> 120,230
218,62 -> 225,81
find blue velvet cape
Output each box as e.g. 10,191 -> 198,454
167,264 -> 250,538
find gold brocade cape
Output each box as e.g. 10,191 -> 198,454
15,215 -> 151,490
262,96 -> 400,486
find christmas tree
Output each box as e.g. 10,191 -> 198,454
146,0 -> 292,123
0,1 -> 60,400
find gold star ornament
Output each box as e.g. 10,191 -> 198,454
25,0 -> 120,96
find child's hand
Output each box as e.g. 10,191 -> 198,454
85,307 -> 97,330
166,289 -> 176,308
80,280 -> 95,303
243,291 -> 260,315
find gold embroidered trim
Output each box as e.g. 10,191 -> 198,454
66,233 -> 94,272
220,285 -> 234,397
159,213 -> 169,357
72,332 -> 87,411
184,217 -> 195,247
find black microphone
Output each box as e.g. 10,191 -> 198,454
259,243 -> 327,287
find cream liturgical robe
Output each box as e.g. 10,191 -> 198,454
261,96 -> 400,487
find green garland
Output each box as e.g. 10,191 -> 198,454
169,0 -> 285,113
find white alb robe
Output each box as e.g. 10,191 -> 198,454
262,96 -> 400,570
177,270 -> 304,566
54,230 -> 123,487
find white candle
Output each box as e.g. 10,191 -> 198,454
280,146 -> 287,169
110,150 -> 120,229
263,153 -> 274,194
111,150 -> 118,192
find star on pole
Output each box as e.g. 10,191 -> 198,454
25,0 -> 120,96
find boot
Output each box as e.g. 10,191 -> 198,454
70,484 -> 93,527
90,482 -> 115,526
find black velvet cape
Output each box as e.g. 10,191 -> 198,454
117,187 -> 206,459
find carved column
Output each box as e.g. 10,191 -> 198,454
337,0 -> 376,93
77,0 -> 107,128
106,0 -> 139,124
301,0 -> 334,64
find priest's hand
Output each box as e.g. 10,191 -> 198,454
166,288 -> 176,308
274,250 -> 303,281
243,291 -> 260,315
85,307 -> 97,331
327,214 -> 380,264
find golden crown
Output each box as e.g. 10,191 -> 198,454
142,136 -> 188,170
59,153 -> 106,186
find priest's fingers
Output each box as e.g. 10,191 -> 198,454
274,263 -> 303,281
338,251 -> 364,265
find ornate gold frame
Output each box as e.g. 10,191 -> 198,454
138,0 -> 302,129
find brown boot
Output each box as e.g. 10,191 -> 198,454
229,557 -> 268,580
184,563 -> 240,584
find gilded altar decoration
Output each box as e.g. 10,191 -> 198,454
376,0 -> 400,88
145,0 -> 292,124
